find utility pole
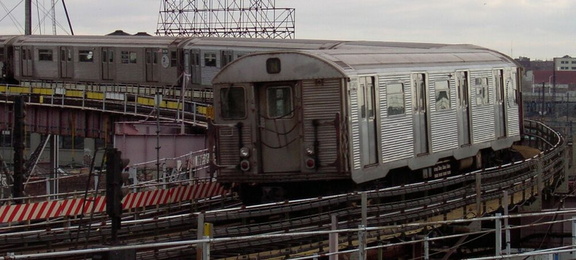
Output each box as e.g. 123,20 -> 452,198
24,0 -> 31,35
12,96 -> 25,203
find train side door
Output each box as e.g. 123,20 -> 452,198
358,76 -> 378,165
190,49 -> 201,84
494,69 -> 507,138
412,73 -> 430,155
101,47 -> 115,80
456,71 -> 472,146
21,46 -> 33,77
145,48 -> 159,82
258,82 -> 301,173
59,47 -> 73,78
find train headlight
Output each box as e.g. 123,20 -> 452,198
240,159 -> 251,171
240,147 -> 250,158
305,146 -> 314,156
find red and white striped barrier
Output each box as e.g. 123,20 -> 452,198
0,182 -> 227,223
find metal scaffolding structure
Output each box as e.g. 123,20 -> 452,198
156,0 -> 295,38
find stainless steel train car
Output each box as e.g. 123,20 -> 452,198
210,44 -> 522,201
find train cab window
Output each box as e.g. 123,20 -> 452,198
474,77 -> 489,105
79,50 -> 94,62
220,86 -> 246,119
121,51 -> 137,64
386,83 -> 405,116
204,52 -> 217,67
267,86 -> 293,118
38,49 -> 53,61
435,81 -> 451,110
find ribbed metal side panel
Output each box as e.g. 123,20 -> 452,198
429,73 -> 459,153
349,79 -> 361,170
379,74 -> 414,163
217,124 -> 252,176
469,70 -> 496,144
302,79 -> 341,172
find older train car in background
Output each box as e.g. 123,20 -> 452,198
211,45 -> 522,202
10,35 -> 185,92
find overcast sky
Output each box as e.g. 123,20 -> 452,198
0,0 -> 574,60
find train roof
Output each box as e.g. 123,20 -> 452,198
9,35 -> 185,48
181,37 -> 345,50
0,35 -> 20,45
213,46 -> 518,84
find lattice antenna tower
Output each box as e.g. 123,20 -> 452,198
156,0 -> 295,39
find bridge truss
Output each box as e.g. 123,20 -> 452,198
156,0 -> 295,38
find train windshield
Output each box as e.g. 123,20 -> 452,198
267,86 -> 293,118
220,86 -> 246,119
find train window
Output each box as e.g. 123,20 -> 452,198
146,51 -> 158,64
121,51 -> 137,64
435,81 -> 451,110
220,87 -> 246,119
21,49 -> 31,60
386,83 -> 405,116
474,77 -> 489,105
221,51 -> 233,67
190,50 -> 200,66
61,49 -> 72,61
266,58 -> 281,74
38,49 -> 53,61
170,51 -> 177,67
0,48 -> 3,61
79,50 -> 94,62
267,86 -> 292,118
506,76 -> 518,106
108,50 -> 114,62
204,52 -> 217,67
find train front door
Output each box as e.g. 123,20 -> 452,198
258,83 -> 301,173
358,76 -> 378,165
59,47 -> 73,78
101,47 -> 115,80
145,48 -> 159,82
412,73 -> 430,155
494,70 -> 507,138
457,71 -> 472,146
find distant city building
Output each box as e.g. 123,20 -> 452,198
514,57 -> 553,71
554,55 -> 576,71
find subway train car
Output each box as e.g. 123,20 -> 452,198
10,35 -> 186,90
210,44 -> 522,201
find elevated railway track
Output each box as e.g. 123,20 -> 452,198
0,119 -> 571,259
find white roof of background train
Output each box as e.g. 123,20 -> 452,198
7,35 -> 185,47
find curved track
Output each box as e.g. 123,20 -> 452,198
1,120 -> 568,259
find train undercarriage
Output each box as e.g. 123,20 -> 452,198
231,144 -> 533,205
